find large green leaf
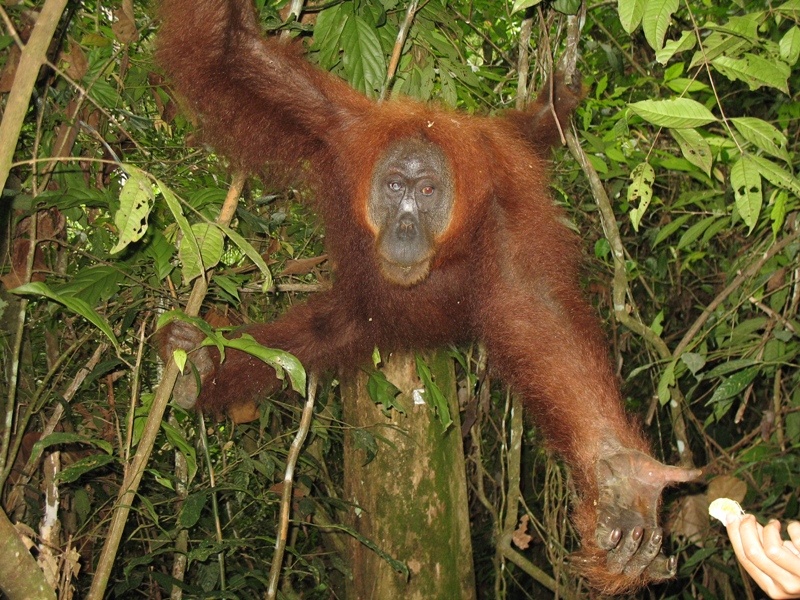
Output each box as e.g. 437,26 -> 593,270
670,128 -> 712,175
511,0 -> 545,13
210,335 -> 307,395
746,154 -> 800,197
617,0 -> 645,33
642,0 -> 678,51
629,98 -> 716,128
111,168 -> 155,254
656,30 -> 695,64
780,25 -> 800,65
731,117 -> 790,163
712,54 -> 790,93
179,223 -> 224,284
11,282 -> 120,352
341,15 -> 385,97
311,4 -> 349,70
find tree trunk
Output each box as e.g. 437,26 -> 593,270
341,350 -> 476,600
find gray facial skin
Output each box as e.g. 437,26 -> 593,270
368,139 -> 454,286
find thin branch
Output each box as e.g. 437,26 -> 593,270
266,372 -> 318,600
0,212 -> 38,485
382,0 -> 420,100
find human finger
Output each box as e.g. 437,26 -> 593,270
730,515 -> 784,594
787,522 -> 800,553
761,521 -> 800,593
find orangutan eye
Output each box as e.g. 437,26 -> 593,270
421,185 -> 435,196
388,181 -> 402,191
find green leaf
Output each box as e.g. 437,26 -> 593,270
771,190 -> 788,239
366,370 -> 405,417
512,0 -> 544,12
628,162 -> 655,231
56,454 -> 116,483
414,355 -> 452,430
11,282 -> 120,352
629,98 -> 716,128
655,30 -> 695,64
730,155 -> 762,232
677,216 -> 718,250
212,274 -> 241,303
311,4 -> 349,70
112,168 -> 155,253
657,360 -> 676,405
55,265 -> 125,306
173,349 -> 187,373
352,428 -> 379,465
30,432 -> 113,465
156,178 -> 203,282
780,26 -> 800,65
642,0 -> 678,51
177,492 -> 207,529
731,117 -> 790,163
670,128 -> 712,175
179,223 -> 224,284
665,78 -> 710,94
712,54 -> 790,94
162,421 -> 197,485
653,214 -> 692,246
341,15 -> 385,97
703,358 -> 758,380
217,223 -> 273,291
617,0 -> 645,33
745,154 -> 800,197
552,0 -> 580,14
706,366 -> 759,422
211,335 -> 306,395
681,352 -> 706,376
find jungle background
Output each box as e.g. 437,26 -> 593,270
1,0 -> 799,598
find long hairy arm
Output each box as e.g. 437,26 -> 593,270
157,0 -> 372,174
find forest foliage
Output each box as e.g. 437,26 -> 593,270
1,0 -> 799,598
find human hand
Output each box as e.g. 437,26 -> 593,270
726,514 -> 800,599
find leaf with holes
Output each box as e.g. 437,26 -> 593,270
746,154 -> 800,196
111,168 -> 154,253
629,98 -> 716,128
730,155 -> 762,232
670,128 -> 712,175
731,117 -> 790,163
656,30 -> 695,64
712,54 -> 790,94
628,162 -> 655,231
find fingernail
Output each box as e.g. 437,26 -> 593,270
725,512 -> 741,525
667,555 -> 677,573
632,527 -> 644,541
652,532 -> 662,544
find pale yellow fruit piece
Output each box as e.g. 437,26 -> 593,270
709,498 -> 744,524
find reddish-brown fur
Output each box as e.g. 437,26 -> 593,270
156,0 -> 696,593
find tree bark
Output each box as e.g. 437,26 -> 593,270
0,506 -> 56,600
342,350 -> 476,600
